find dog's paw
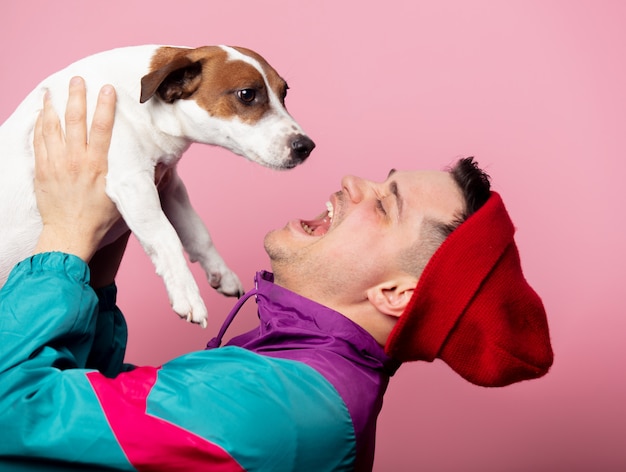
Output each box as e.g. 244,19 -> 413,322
171,292 -> 208,328
208,269 -> 245,298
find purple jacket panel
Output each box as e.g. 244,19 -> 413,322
209,271 -> 400,471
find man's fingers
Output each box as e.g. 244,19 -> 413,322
33,110 -> 47,168
33,79 -> 116,190
64,76 -> 88,156
39,90 -> 64,165
88,84 -> 116,165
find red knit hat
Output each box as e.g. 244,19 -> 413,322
384,192 -> 553,387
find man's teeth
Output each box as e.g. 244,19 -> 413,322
301,202 -> 334,235
326,201 -> 334,220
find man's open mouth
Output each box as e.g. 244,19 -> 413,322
301,201 -> 334,236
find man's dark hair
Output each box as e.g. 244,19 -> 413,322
402,157 -> 491,277
438,156 -> 492,238
450,156 -> 492,218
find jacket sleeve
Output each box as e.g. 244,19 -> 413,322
87,283 -> 134,377
0,253 -> 357,471
0,252 -> 135,469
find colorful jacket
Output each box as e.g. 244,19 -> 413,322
0,253 -> 399,471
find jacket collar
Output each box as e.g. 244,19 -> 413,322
207,271 -> 400,376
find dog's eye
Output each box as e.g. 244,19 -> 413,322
237,89 -> 256,104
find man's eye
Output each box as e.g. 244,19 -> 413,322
376,199 -> 387,215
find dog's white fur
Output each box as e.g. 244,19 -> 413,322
0,44 -> 314,327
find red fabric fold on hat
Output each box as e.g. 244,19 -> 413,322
384,192 -> 553,387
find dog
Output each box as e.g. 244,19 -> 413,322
0,45 -> 314,327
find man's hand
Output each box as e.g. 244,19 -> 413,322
33,76 -> 119,262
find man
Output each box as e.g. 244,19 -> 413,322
0,78 -> 553,471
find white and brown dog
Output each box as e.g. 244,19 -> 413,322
0,45 -> 314,327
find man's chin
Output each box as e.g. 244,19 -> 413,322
263,229 -> 286,263
263,229 -> 310,272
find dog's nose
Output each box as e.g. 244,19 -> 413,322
290,135 -> 315,162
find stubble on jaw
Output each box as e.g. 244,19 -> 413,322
262,229 -> 296,285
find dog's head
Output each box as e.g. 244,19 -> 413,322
140,45 -> 314,170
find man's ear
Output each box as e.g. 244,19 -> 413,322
366,276 -> 416,319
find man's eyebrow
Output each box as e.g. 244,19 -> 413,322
387,168 -> 397,178
389,180 -> 403,218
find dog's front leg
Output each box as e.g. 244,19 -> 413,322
106,171 -> 209,326
158,168 -> 244,298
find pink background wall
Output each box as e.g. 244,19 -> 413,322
2,1 -> 624,470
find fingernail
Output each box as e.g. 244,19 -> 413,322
70,76 -> 83,86
101,84 -> 114,95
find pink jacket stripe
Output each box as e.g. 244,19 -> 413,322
87,367 -> 244,472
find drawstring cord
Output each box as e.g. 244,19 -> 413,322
205,285 -> 258,349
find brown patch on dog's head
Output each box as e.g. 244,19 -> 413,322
231,46 -> 289,104
140,46 -> 289,124
140,47 -> 204,103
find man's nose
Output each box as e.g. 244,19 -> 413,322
341,175 -> 367,203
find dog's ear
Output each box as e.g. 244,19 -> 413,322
140,57 -> 203,104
